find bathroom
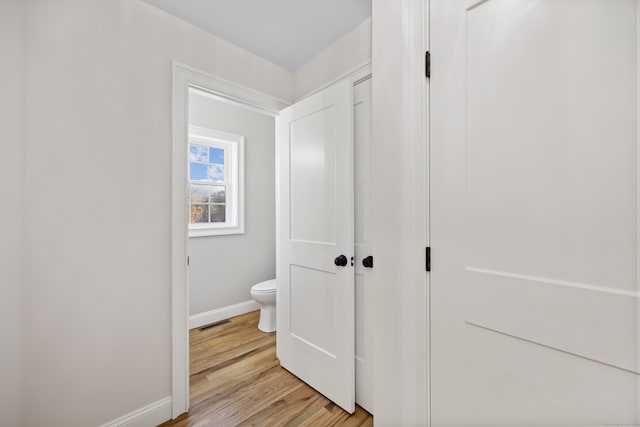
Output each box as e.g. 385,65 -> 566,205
186,87 -> 277,331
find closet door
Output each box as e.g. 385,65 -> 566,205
276,79 -> 355,413
431,1 -> 639,425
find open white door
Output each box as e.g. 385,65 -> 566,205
431,1 -> 640,426
276,79 -> 355,413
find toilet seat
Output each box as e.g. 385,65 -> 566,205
251,279 -> 276,293
252,289 -> 275,295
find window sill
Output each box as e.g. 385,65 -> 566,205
189,225 -> 244,238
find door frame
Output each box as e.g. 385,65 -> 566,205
636,4 -> 640,422
370,0 -> 430,425
171,62 -> 289,418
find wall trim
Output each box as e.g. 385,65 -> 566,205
371,0 -> 429,425
295,60 -> 372,102
174,62 -> 290,116
99,397 -> 172,427
636,2 -> 640,424
188,300 -> 260,330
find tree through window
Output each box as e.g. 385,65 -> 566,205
188,126 -> 244,236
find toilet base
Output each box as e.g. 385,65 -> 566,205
257,304 -> 276,333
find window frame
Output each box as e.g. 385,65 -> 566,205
187,125 -> 245,237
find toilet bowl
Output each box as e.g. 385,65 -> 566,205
250,279 -> 276,332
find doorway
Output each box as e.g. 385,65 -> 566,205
171,63 -> 287,417
171,63 -> 374,419
186,86 -> 274,327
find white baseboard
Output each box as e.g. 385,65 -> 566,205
188,300 -> 260,330
99,396 -> 172,427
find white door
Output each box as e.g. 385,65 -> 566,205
431,1 -> 639,426
354,77 -> 374,413
276,78 -> 355,413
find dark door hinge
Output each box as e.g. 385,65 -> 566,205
187,256 -> 190,266
425,51 -> 431,79
426,247 -> 431,272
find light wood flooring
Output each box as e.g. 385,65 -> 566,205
160,310 -> 373,426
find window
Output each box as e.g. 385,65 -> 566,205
188,125 -> 244,236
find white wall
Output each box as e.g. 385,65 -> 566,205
0,0 -> 26,425
24,1 -> 291,426
188,93 -> 276,316
293,17 -> 371,101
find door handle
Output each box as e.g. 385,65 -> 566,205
362,256 -> 373,268
334,255 -> 348,267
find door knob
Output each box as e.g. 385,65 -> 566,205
334,255 -> 348,267
362,256 -> 373,268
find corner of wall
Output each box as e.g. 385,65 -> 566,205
292,17 -> 372,101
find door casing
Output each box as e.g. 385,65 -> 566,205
170,62 -> 390,419
171,62 -> 289,418
370,0 -> 430,425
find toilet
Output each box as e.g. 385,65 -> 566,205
250,279 -> 276,332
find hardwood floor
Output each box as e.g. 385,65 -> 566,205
160,310 -> 373,426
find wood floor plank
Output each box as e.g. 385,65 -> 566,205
296,402 -> 353,427
238,383 -> 326,426
190,324 -> 280,408
190,331 -> 274,375
187,366 -> 304,425
160,310 -> 373,427
190,346 -> 279,408
277,389 -> 332,427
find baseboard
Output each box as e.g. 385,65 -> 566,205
188,300 -> 260,330
99,396 -> 172,427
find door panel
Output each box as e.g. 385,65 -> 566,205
276,78 -> 355,413
466,324 -> 638,426
431,0 -> 639,425
290,265 -> 337,355
290,107 -> 337,243
465,0 -> 637,292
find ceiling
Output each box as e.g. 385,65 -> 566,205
142,0 -> 372,70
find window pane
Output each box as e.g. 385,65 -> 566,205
190,184 -> 209,203
210,147 -> 225,164
209,164 -> 224,182
190,204 -> 209,223
211,186 -> 225,203
190,162 -> 208,181
189,144 -> 208,162
210,204 -> 226,223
